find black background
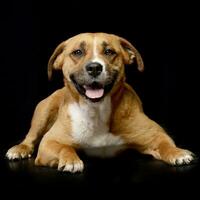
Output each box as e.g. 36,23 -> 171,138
1,0 -> 200,195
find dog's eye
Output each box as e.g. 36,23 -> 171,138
104,49 -> 116,56
72,49 -> 83,57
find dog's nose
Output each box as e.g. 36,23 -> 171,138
86,62 -> 103,77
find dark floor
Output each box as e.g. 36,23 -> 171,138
1,143 -> 199,196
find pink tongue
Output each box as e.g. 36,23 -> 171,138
85,88 -> 104,99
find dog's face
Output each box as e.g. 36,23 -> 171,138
48,33 -> 144,102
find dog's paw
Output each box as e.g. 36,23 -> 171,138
58,158 -> 84,173
164,148 -> 195,166
6,144 -> 33,160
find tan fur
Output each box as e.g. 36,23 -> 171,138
6,33 -> 194,171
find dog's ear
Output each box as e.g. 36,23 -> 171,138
48,41 -> 67,80
118,37 -> 144,72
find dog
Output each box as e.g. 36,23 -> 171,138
6,33 -> 195,173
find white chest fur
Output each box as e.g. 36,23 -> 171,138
68,96 -> 124,148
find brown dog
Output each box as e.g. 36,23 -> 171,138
6,33 -> 194,172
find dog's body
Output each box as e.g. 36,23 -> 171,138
6,33 -> 194,172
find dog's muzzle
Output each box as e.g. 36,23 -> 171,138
70,64 -> 118,102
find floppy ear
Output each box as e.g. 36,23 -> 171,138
48,41 -> 67,80
119,37 -> 144,72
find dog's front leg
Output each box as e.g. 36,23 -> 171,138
122,112 -> 195,165
6,89 -> 62,160
35,139 -> 83,173
34,119 -> 84,173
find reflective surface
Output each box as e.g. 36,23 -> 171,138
1,148 -> 199,194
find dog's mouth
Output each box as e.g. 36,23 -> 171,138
70,75 -> 116,102
84,84 -> 104,100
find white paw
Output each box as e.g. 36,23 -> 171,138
58,160 -> 84,173
6,144 -> 33,160
170,150 -> 195,165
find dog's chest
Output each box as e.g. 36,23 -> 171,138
68,97 -> 124,147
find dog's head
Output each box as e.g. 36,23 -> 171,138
48,33 -> 144,102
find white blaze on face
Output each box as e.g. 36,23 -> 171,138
92,36 -> 106,72
93,36 -> 98,58
83,36 -> 107,100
